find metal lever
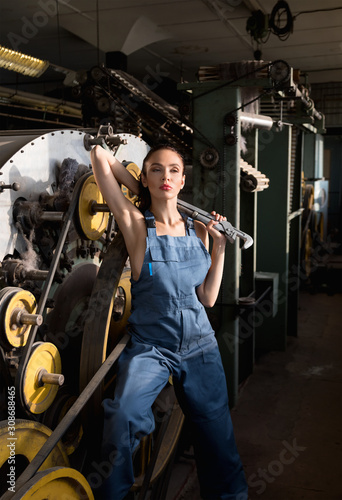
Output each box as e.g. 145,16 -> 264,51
177,199 -> 253,250
0,181 -> 20,193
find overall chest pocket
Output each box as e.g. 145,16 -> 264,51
149,245 -> 192,263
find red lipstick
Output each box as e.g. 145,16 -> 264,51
160,184 -> 172,190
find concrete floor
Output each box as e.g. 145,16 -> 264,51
166,291 -> 342,500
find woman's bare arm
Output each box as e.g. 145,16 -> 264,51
90,145 -> 141,224
195,213 -> 227,308
90,146 -> 147,277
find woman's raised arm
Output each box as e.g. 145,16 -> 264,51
90,145 -> 142,228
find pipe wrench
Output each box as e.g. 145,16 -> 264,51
177,199 -> 253,250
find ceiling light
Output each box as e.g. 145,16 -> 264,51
0,45 -> 49,77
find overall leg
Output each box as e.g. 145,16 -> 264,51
174,337 -> 248,500
97,340 -> 171,500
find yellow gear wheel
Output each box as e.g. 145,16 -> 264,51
22,342 -> 63,414
0,420 -> 69,474
76,174 -> 109,240
0,287 -> 39,350
13,466 -> 94,500
121,162 -> 141,203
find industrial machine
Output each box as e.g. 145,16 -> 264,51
0,58 -> 324,499
0,127 -> 188,499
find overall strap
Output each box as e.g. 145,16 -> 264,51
182,213 -> 197,237
144,210 -> 157,238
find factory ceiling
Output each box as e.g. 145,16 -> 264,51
0,0 -> 341,99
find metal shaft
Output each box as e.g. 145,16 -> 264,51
11,309 -> 43,327
37,368 -> 64,387
24,269 -> 49,281
39,211 -> 65,221
17,311 -> 43,326
90,201 -> 111,214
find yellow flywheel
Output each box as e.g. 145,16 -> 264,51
0,287 -> 40,351
22,342 -> 63,414
121,162 -> 141,203
12,466 -> 94,500
0,419 -> 69,472
75,173 -> 109,240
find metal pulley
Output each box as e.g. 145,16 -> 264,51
74,174 -> 109,241
0,419 -> 70,472
0,287 -> 42,351
21,342 -> 64,414
13,467 -> 94,500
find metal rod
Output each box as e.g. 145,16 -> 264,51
37,369 -> 64,387
14,311 -> 43,327
39,211 -> 64,221
24,269 -> 49,281
90,201 -> 111,214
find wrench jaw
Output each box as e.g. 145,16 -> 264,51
216,222 -> 253,250
239,233 -> 254,250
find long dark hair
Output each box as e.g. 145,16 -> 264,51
136,142 -> 185,213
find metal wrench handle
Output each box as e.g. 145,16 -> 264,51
177,199 -> 253,250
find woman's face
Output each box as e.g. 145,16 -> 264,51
141,149 -> 185,200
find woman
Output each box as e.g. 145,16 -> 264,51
91,142 -> 248,500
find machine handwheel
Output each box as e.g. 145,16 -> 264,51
12,466 -> 94,500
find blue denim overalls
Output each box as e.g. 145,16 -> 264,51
100,210 -> 248,500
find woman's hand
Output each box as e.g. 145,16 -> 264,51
206,211 -> 227,246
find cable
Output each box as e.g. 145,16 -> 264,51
293,6 -> 342,19
55,0 -> 62,67
269,1 -> 293,36
96,0 -> 100,66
